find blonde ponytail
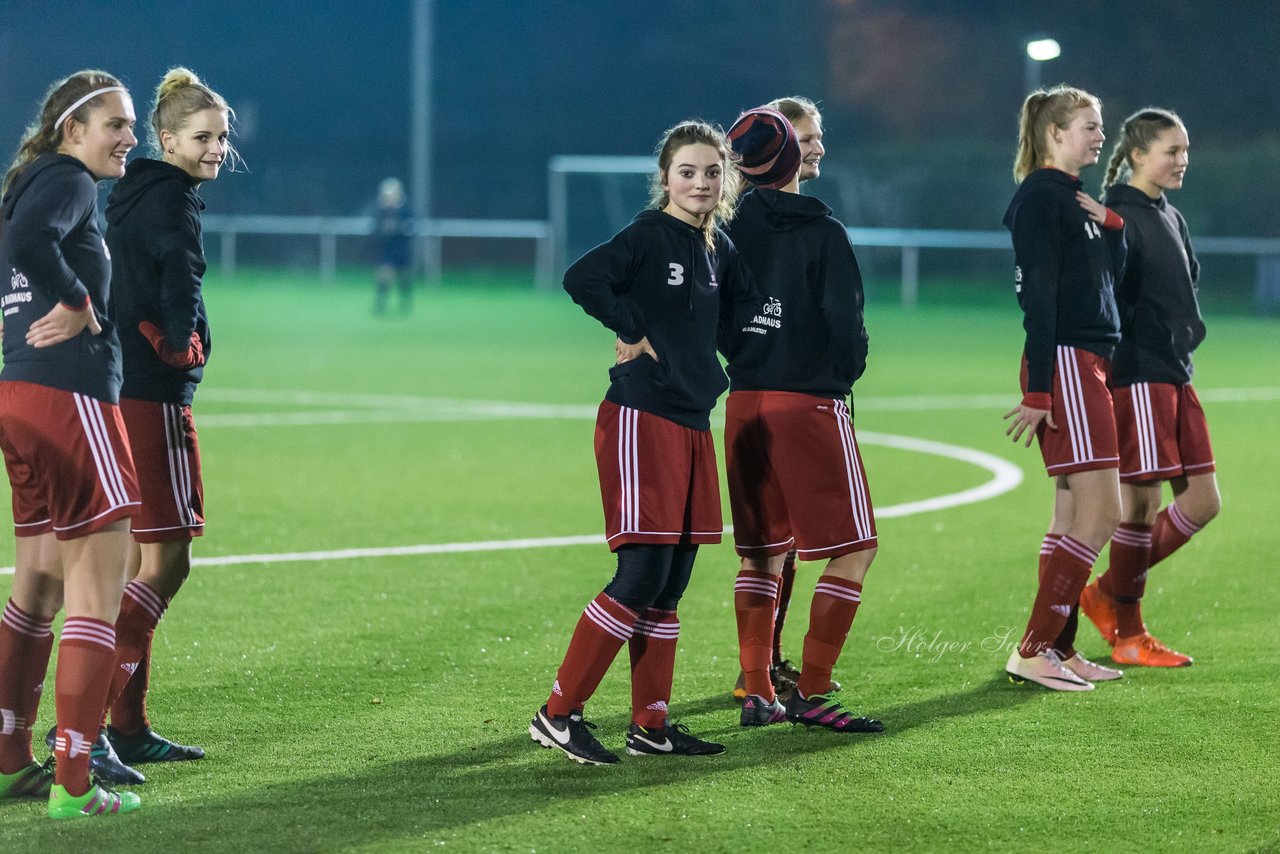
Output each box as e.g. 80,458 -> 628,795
1013,85 -> 1101,183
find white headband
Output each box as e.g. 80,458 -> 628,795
55,86 -> 127,135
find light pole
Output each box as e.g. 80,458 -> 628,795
1024,37 -> 1061,93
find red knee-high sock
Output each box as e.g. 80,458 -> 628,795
1149,504 -> 1204,568
628,608 -> 679,729
734,570 -> 779,701
797,575 -> 862,698
1038,533 -> 1063,581
1019,537 -> 1096,657
54,618 -> 116,797
1100,524 -> 1154,638
546,593 -> 637,718
1038,534 -> 1083,657
106,580 -> 168,735
0,601 -> 55,773
772,549 -> 797,663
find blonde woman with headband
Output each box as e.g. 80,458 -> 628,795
1001,85 -> 1129,692
0,70 -> 143,819
101,67 -> 237,767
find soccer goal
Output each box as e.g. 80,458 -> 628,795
547,155 -> 656,284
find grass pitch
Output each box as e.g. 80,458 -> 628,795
2,270 -> 1278,852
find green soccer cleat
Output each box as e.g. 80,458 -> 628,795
0,757 -> 55,799
107,726 -> 205,764
47,782 -> 141,819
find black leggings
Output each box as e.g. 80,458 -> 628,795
602,543 -> 699,611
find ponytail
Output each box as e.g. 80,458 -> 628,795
1013,85 -> 1101,183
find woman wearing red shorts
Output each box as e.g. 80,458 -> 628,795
1080,108 -> 1219,667
721,106 -> 881,732
101,67 -> 235,764
1002,85 -> 1128,691
0,70 -> 143,818
529,120 -> 757,765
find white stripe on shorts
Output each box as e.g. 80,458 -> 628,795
617,406 -> 640,535
73,393 -> 128,508
164,404 -> 196,527
1056,346 -> 1093,463
833,400 -> 873,542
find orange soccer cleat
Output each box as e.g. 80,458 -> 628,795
1080,580 -> 1119,647
1111,632 -> 1193,667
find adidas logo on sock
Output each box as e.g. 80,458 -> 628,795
121,661 -> 140,676
1051,604 -> 1073,617
645,700 -> 668,713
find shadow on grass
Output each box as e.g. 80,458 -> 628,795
3,675 -> 1039,851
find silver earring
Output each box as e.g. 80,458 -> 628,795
168,148 -> 174,153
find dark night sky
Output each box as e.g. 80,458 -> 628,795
2,1 -> 1277,235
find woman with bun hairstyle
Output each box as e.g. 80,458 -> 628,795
101,67 -> 235,764
1001,85 -> 1128,691
722,106 -> 881,733
530,119 -> 757,765
0,70 -> 143,818
1080,108 -> 1218,667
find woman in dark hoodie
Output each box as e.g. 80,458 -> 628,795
1080,108 -> 1218,668
102,67 -> 234,766
720,106 -> 881,734
1001,85 -> 1128,692
531,120 -> 756,766
0,70 -> 143,819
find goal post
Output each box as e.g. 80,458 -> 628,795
547,155 -> 655,291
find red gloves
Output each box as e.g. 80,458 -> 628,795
138,320 -> 205,370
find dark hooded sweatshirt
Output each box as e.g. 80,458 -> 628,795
564,209 -> 760,430
105,158 -> 210,405
0,153 -> 121,402
1003,168 -> 1126,399
721,188 -> 868,398
1103,183 -> 1204,387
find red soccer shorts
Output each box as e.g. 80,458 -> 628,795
725,390 -> 877,561
120,398 -> 205,542
0,381 -> 139,539
1112,381 -> 1215,484
1022,347 -> 1119,476
594,401 -> 723,549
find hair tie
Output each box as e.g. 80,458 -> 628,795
54,86 -> 127,135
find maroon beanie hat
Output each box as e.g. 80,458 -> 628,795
727,107 -> 801,189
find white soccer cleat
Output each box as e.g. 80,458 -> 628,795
1005,649 -> 1095,691
1061,652 -> 1123,682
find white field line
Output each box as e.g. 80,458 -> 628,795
194,386 -> 1280,428
1,432 -> 1022,575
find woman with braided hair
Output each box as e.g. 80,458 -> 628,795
1080,108 -> 1218,667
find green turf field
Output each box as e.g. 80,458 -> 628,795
3,270 -> 1278,852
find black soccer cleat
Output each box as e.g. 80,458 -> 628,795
107,726 -> 205,764
626,722 -> 725,756
45,726 -> 145,785
529,706 -> 619,765
740,694 -> 788,727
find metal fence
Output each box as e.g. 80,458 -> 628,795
201,213 -> 1280,310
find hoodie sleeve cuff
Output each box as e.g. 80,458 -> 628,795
1021,392 -> 1053,411
1102,209 -> 1124,231
61,293 -> 90,311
